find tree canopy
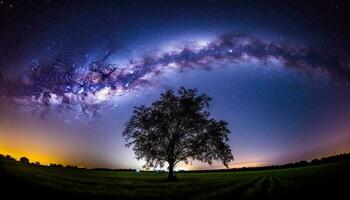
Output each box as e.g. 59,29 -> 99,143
19,157 -> 30,164
123,87 -> 234,179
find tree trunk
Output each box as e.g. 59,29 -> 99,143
168,163 -> 174,180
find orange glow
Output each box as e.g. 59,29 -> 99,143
0,124 -> 76,166
0,145 -> 66,165
0,130 -> 67,165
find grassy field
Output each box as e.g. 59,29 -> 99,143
1,158 -> 349,199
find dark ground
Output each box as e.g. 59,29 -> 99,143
1,158 -> 349,200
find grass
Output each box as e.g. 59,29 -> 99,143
1,158 -> 349,199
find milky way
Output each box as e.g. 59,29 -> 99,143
0,33 -> 349,116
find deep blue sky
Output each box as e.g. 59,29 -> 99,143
0,0 -> 350,169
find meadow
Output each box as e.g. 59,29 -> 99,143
1,158 -> 349,199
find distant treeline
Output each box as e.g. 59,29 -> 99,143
180,153 -> 350,173
1,152 -> 350,172
0,154 -> 139,172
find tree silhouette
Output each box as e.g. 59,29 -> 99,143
123,87 -> 234,179
19,157 -> 30,164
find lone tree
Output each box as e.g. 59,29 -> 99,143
123,87 -> 234,179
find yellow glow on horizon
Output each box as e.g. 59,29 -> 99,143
0,145 -> 67,165
0,126 -> 68,166
0,136 -> 67,165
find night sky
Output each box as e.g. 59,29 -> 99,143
1,0 -> 350,170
